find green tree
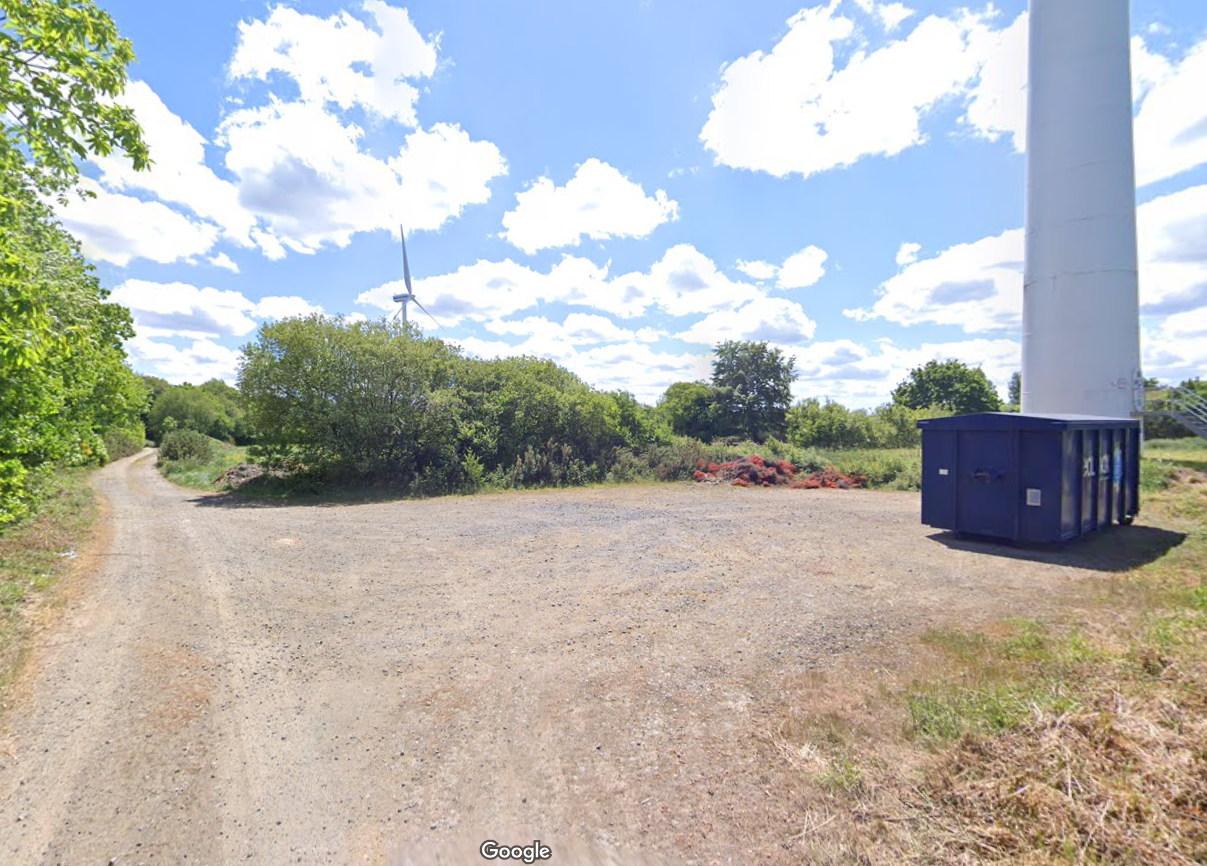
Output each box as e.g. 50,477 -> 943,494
453,356 -> 635,474
710,340 -> 796,442
1008,371 -> 1021,405
0,190 -> 145,520
2,0 -> 151,372
785,399 -> 872,449
657,381 -> 719,441
239,316 -> 463,484
891,359 -> 1003,415
1,0 -> 150,196
0,0 -> 150,521
197,378 -> 250,443
148,385 -> 229,442
869,403 -> 948,448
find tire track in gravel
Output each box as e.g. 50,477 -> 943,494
0,450 -> 233,865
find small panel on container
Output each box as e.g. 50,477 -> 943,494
1026,488 -> 1042,507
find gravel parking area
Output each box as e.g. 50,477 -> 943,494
0,450 -> 1123,864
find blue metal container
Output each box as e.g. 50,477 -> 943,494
916,413 -> 1140,543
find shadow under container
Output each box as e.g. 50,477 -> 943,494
916,413 -> 1141,544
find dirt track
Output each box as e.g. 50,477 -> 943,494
0,450 -> 1126,864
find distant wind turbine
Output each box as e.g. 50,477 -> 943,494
391,224 -> 441,329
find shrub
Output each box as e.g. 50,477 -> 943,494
102,429 -> 144,462
786,399 -> 877,449
504,440 -> 593,488
158,429 -> 216,464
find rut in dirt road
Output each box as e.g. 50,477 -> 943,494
0,450 -> 1102,864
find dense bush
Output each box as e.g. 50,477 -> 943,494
158,429 -> 216,464
503,440 -> 594,488
607,436 -> 714,483
786,400 -> 945,450
102,429 -> 144,462
0,190 -> 147,523
147,382 -> 248,443
0,0 -> 150,525
239,317 -> 664,491
234,317 -> 941,496
240,316 -> 461,482
787,399 -> 876,449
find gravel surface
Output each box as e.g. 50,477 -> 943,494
0,449 -> 1109,865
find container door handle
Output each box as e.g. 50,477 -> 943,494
971,468 -> 1003,484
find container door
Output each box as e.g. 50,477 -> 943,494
956,430 -> 1016,538
1080,430 -> 1097,533
921,430 -> 957,529
1061,431 -> 1078,538
1106,429 -> 1122,524
1125,427 -> 1140,519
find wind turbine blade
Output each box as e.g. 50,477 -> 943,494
412,298 -> 442,330
400,223 -> 413,294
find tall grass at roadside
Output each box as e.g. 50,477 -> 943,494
605,436 -> 923,490
0,469 -> 96,691
157,435 -> 248,492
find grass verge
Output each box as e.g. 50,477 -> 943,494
0,468 -> 97,698
156,438 -> 249,492
761,445 -> 1207,864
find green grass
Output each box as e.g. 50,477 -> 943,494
1143,436 -> 1207,489
157,438 -> 249,492
0,468 -> 96,690
815,447 -> 922,490
900,450 -> 1206,749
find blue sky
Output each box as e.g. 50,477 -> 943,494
59,0 -> 1207,406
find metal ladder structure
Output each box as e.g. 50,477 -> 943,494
1145,385 -> 1207,441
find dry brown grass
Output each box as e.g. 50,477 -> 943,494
0,469 -> 100,699
925,665 -> 1207,864
755,466 -> 1207,865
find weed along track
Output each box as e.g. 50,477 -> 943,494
0,452 -> 1122,864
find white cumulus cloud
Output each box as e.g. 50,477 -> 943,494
108,280 -> 325,340
676,297 -> 818,346
735,260 -> 779,280
963,17 -> 1207,187
356,243 -> 763,324
61,4 -> 505,267
57,181 -> 221,267
777,245 -> 829,289
789,337 -> 1021,407
733,245 -> 828,289
700,4 -> 995,178
846,183 -> 1207,340
895,241 -> 921,266
209,253 -> 240,272
500,159 -> 678,254
228,1 -> 437,125
126,336 -> 244,385
218,101 -> 506,253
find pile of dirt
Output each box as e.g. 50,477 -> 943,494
693,456 -> 867,489
213,463 -> 264,488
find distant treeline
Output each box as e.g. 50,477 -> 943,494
176,316 -> 990,494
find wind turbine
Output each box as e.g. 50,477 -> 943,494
391,224 -> 441,329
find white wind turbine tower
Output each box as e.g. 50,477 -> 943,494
391,224 -> 442,330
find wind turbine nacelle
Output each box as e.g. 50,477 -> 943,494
392,293 -> 414,303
